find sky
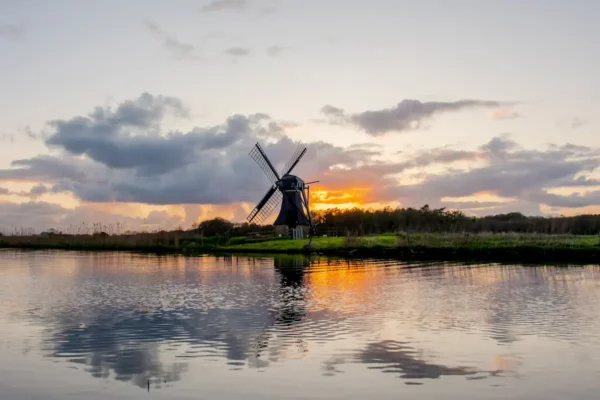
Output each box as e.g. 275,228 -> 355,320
1,0 -> 600,233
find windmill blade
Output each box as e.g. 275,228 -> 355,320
280,142 -> 307,177
249,142 -> 281,184
247,187 -> 283,224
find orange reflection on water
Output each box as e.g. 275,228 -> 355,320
305,258 -> 387,313
491,353 -> 521,372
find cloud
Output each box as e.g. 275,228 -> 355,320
143,21 -> 197,59
488,108 -> 521,120
0,23 -> 24,40
42,92 -> 207,174
3,93 -> 599,221
321,99 -> 510,136
224,46 -> 250,57
200,0 -> 278,15
0,155 -> 92,182
201,0 -> 247,12
0,94 -> 380,207
28,184 -> 50,197
524,190 -> 600,209
557,117 -> 587,130
0,184 -> 52,199
391,135 -> 600,210
570,117 -> 585,129
266,45 -> 286,57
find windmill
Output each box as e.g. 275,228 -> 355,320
246,142 -> 318,239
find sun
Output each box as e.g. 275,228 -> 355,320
310,187 -> 371,210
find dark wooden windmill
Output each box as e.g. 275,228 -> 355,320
246,142 -> 318,239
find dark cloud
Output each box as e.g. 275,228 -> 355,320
320,105 -> 345,119
0,23 -> 24,40
321,99 -> 510,136
524,190 -> 600,209
0,155 -> 89,182
224,46 -> 250,57
28,184 -> 49,197
43,92 -> 230,175
143,21 -> 197,59
201,0 -> 247,12
0,184 -> 51,198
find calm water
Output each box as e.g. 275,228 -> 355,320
1,250 -> 600,399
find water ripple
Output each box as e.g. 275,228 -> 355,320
1,250 -> 600,398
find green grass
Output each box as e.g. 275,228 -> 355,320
225,232 -> 599,251
218,232 -> 600,263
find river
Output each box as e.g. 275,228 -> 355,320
0,249 -> 599,399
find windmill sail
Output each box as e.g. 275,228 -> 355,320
247,187 -> 283,224
249,143 -> 280,184
280,142 -> 307,177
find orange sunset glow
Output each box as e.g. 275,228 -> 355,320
309,187 -> 372,210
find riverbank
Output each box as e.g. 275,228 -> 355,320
3,232 -> 599,263
214,233 -> 600,263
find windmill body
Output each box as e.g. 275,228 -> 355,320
246,142 -> 317,238
273,175 -> 311,228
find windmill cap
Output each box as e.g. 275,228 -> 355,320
279,174 -> 305,190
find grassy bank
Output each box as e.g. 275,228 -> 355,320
2,232 -> 600,263
217,233 -> 600,263
0,232 -> 200,252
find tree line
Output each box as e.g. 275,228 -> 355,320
311,205 -> 600,235
196,205 -> 600,236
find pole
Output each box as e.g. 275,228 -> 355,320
306,184 -> 315,245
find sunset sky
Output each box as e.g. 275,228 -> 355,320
1,0 -> 600,233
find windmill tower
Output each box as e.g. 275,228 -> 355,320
246,142 -> 318,239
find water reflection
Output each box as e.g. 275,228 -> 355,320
40,254 -> 316,388
357,340 -> 518,381
1,250 -> 600,397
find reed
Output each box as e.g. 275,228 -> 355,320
0,223 -> 196,251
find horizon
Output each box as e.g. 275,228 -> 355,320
2,0 -> 600,232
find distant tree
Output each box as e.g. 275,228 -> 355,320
197,218 -> 234,237
311,205 -> 600,236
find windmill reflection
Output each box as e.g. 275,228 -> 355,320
248,254 -> 311,365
